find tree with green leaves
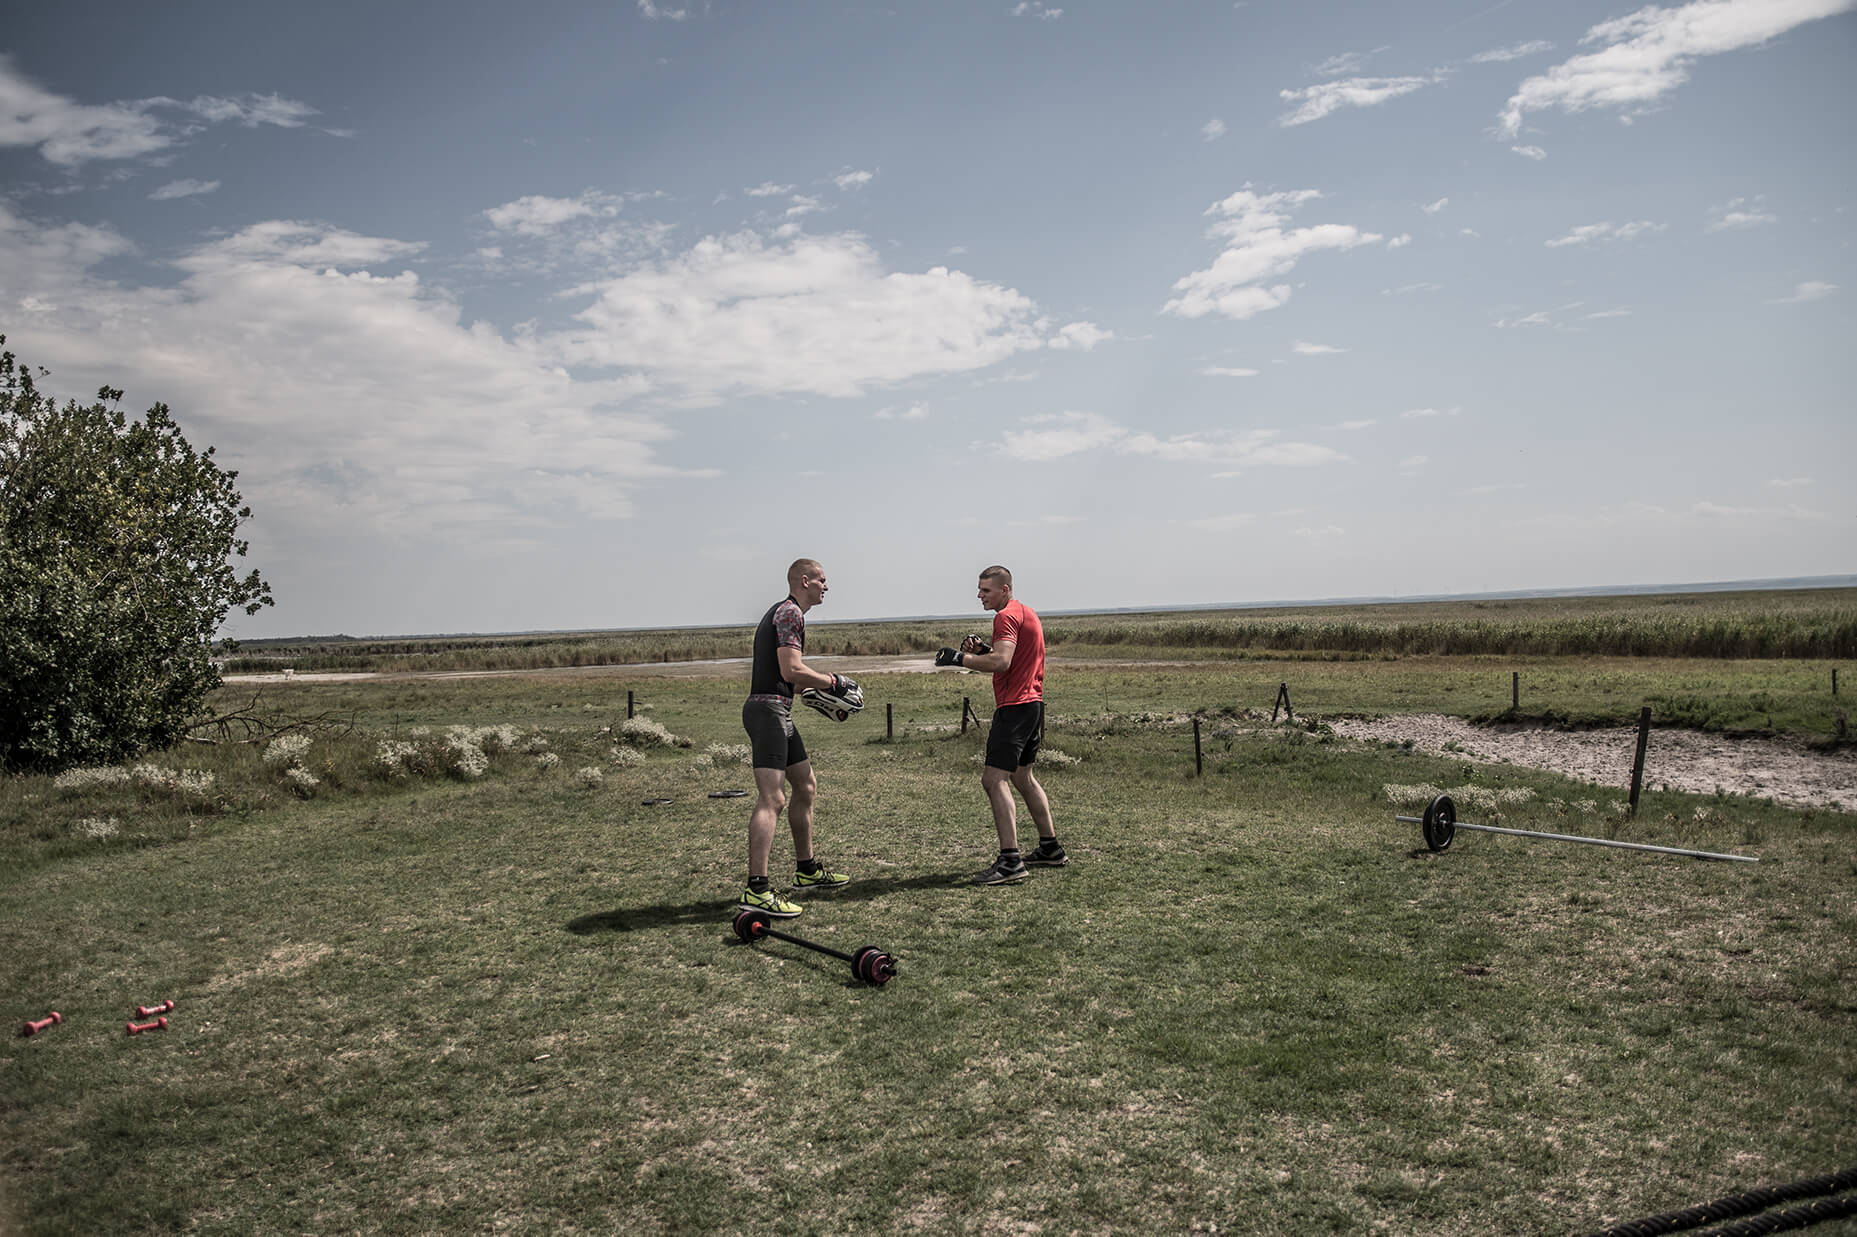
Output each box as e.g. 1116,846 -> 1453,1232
0,336 -> 272,772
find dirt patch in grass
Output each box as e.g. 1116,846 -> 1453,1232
1332,714 -> 1857,812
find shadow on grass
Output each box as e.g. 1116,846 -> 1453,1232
564,870 -> 973,935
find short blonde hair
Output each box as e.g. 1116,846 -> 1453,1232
788,558 -> 824,590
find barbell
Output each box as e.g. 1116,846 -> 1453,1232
1402,794 -> 1757,863
731,909 -> 898,985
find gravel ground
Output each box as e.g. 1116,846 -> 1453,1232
1331,714 -> 1857,814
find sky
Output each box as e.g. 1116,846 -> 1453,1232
1,0 -> 1852,640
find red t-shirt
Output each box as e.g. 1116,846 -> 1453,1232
990,599 -> 1045,707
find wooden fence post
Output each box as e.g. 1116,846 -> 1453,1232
1628,706 -> 1652,817
1193,717 -> 1203,777
1512,671 -> 1520,712
886,702 -> 893,739
627,690 -> 635,719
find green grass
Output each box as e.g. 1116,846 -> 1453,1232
2,667 -> 1853,1234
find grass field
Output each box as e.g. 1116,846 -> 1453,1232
3,621 -> 1854,1233
224,587 -> 1857,673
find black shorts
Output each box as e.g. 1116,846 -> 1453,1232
743,697 -> 808,770
985,700 -> 1044,772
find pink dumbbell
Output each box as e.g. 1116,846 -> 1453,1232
126,1016 -> 168,1036
20,1011 -> 63,1037
135,1000 -> 176,1017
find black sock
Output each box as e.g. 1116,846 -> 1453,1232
1037,836 -> 1059,850
797,858 -> 821,875
748,876 -> 770,893
1001,849 -> 1021,862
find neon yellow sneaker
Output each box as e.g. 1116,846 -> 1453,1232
739,886 -> 802,918
793,862 -> 850,890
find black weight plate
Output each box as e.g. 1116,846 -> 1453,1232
708,790 -> 749,799
641,797 -> 673,807
1423,794 -> 1456,852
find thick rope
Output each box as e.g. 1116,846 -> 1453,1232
1579,1169 -> 1857,1237
1689,1195 -> 1857,1237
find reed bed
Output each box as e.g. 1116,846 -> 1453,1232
224,588 -> 1857,673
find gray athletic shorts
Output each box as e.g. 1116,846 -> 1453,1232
743,696 -> 809,770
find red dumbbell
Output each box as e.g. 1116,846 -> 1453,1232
126,1016 -> 168,1036
136,1000 -> 176,1017
20,1011 -> 63,1037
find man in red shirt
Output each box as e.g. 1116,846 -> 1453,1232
936,565 -> 1066,884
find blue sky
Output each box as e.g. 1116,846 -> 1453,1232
2,0 -> 1851,639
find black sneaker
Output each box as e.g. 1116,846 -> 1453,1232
971,856 -> 1028,885
1024,841 -> 1068,867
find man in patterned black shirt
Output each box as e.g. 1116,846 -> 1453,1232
738,558 -> 853,918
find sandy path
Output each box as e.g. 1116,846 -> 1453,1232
1330,714 -> 1857,813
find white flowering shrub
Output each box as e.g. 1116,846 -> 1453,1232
443,730 -> 490,779
575,766 -> 604,789
535,751 -> 562,770
75,816 -> 120,840
53,766 -> 132,792
705,742 -> 752,766
263,733 -> 314,767
609,746 -> 645,769
375,739 -> 425,776
284,766 -> 320,797
617,717 -> 685,748
1040,747 -> 1081,767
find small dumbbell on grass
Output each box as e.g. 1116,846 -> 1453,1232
126,1016 -> 169,1036
20,1011 -> 62,1037
135,1000 -> 176,1017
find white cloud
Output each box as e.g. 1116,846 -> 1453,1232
1767,477 -> 1814,488
996,412 -> 1343,471
1692,501 -> 1825,520
1510,144 -> 1548,160
484,192 -> 620,236
873,403 -> 929,421
1293,340 -> 1346,354
1706,197 -> 1778,231
1421,197 -> 1449,214
745,181 -> 793,197
554,230 -> 1049,401
638,1 -> 689,18
1471,40 -> 1556,63
0,57 -> 317,167
834,169 -> 875,190
1278,74 -> 1438,126
1164,189 -> 1386,321
1768,280 -> 1837,303
1586,307 -> 1632,319
0,208 -> 676,544
784,194 -> 824,218
1387,233 -> 1412,248
1497,0 -> 1855,138
1545,219 -> 1666,246
1047,321 -> 1113,351
1401,406 -> 1459,418
1201,117 -> 1227,141
998,412 -> 1126,461
1338,418 -> 1377,431
1010,2 -> 1063,17
1200,366 -> 1259,377
148,178 -> 220,201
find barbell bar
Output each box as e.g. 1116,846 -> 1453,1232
731,909 -> 898,985
1400,794 -> 1757,863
